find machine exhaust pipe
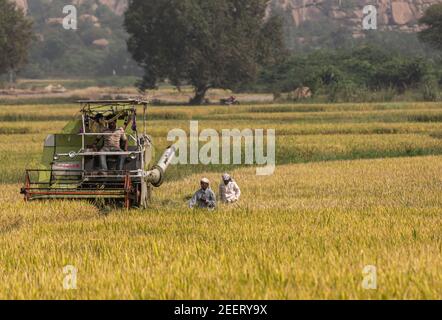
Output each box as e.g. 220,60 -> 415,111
143,146 -> 176,187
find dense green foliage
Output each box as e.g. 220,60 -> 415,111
252,45 -> 441,102
0,0 -> 33,80
124,0 -> 285,104
419,4 -> 442,51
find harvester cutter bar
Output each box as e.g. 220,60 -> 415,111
22,170 -> 137,208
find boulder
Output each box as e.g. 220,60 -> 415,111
46,18 -> 64,26
92,38 -> 110,48
391,1 -> 417,25
80,14 -> 99,23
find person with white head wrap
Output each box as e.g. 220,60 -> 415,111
189,177 -> 217,209
219,173 -> 241,203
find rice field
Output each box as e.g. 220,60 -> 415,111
0,101 -> 441,299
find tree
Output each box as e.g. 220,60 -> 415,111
418,4 -> 442,51
124,0 -> 284,104
0,0 -> 33,82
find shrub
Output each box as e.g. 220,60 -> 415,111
421,77 -> 439,101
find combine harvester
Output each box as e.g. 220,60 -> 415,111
21,100 -> 176,209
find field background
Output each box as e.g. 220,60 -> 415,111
0,101 -> 441,299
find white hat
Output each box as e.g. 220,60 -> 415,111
222,173 -> 231,181
200,177 -> 210,184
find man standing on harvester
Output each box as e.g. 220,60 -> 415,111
93,120 -> 128,172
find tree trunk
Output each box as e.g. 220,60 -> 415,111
190,85 -> 210,105
9,70 -> 15,86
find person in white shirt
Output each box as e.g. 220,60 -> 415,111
219,173 -> 241,204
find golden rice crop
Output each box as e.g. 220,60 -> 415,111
0,101 -> 441,299
0,156 -> 441,299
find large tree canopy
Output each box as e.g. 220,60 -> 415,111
124,0 -> 284,104
418,4 -> 442,51
0,0 -> 33,79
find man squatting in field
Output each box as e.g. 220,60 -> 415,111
219,173 -> 241,203
189,178 -> 217,209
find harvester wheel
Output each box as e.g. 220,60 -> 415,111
124,174 -> 132,209
130,183 -> 143,208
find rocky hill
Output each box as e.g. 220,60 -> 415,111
13,0 -> 439,44
269,0 -> 440,34
265,0 -> 441,50
9,0 -> 440,77
14,0 -> 439,31
13,0 -> 128,15
9,0 -> 139,78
